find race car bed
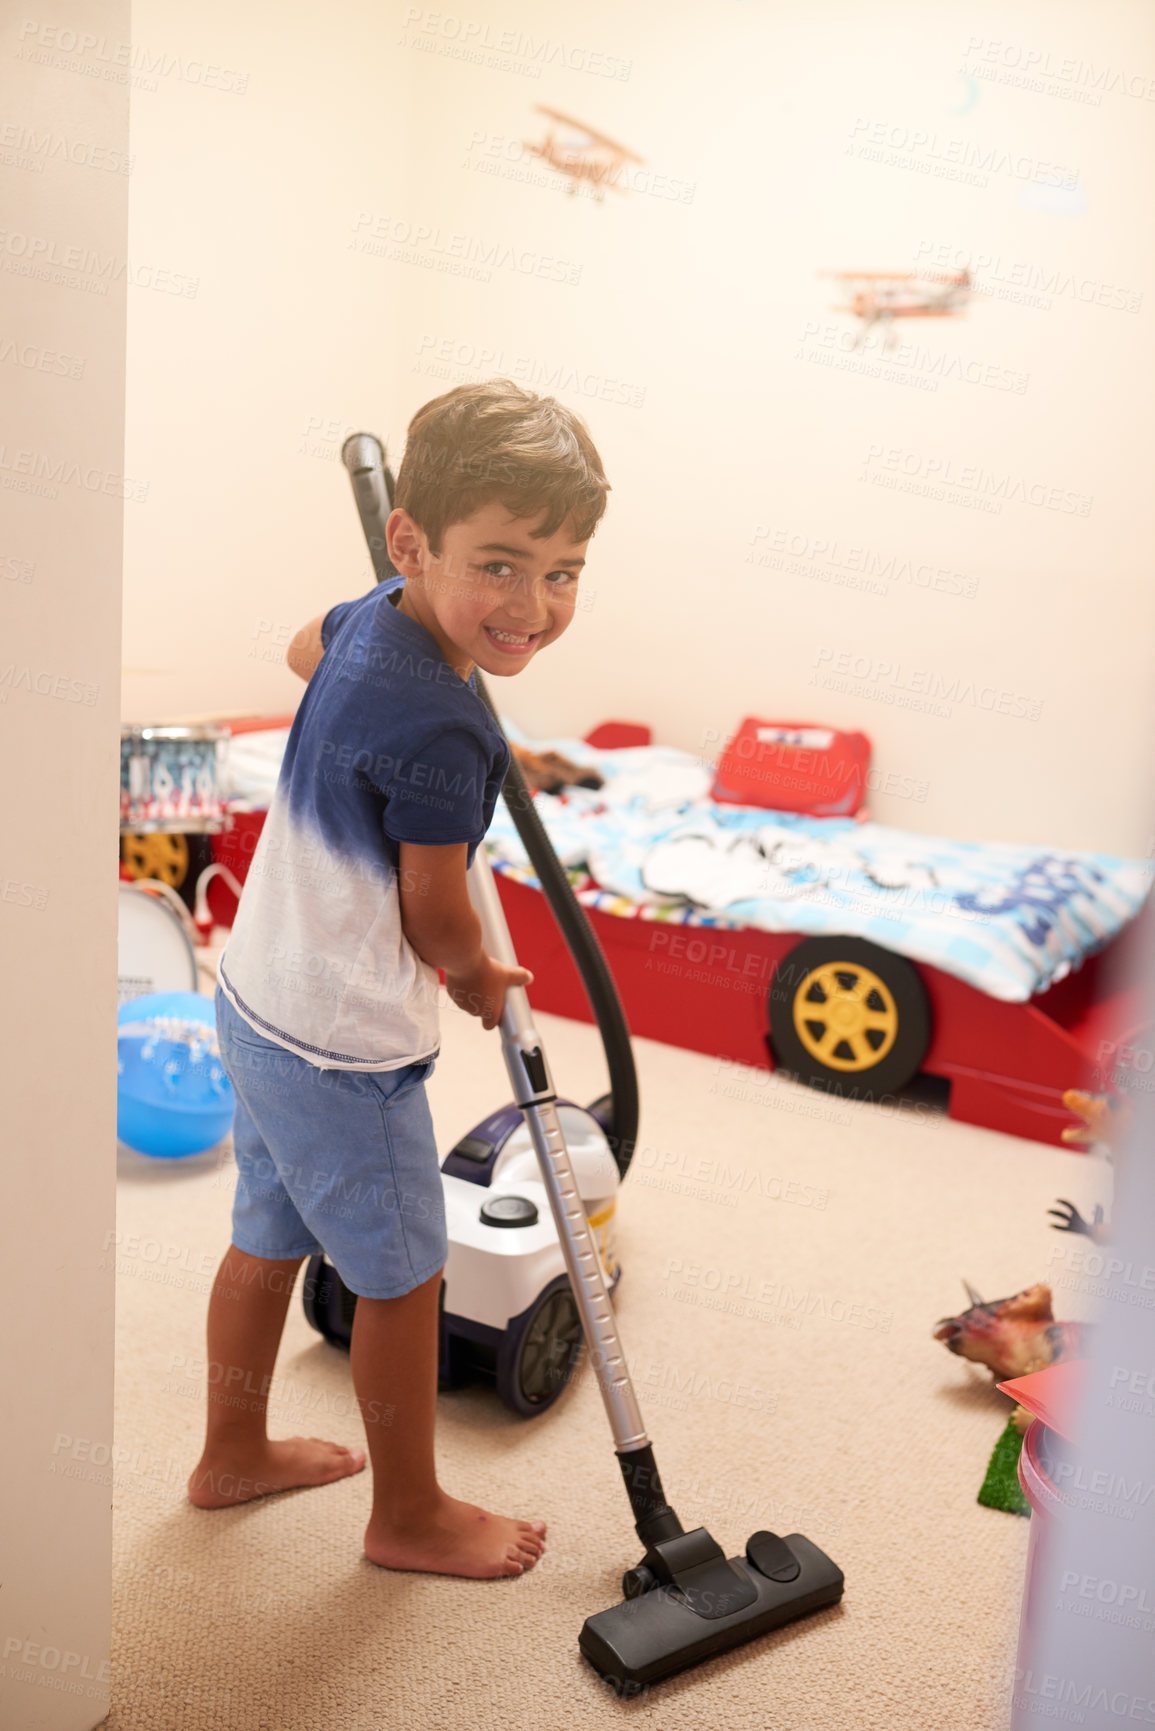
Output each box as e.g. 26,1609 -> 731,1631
204,716 -> 1153,1150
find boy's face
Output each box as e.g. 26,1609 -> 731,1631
387,500 -> 588,680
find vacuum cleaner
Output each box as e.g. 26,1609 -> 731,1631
314,433 -> 845,1693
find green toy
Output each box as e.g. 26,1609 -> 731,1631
978,1417 -> 1031,1517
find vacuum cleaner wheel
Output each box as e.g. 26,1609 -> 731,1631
301,1253 -> 356,1348
496,1275 -> 583,1417
302,1256 -> 584,1420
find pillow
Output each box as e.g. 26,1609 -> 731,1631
711,719 -> 871,816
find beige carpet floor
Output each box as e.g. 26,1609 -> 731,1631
103,955 -> 1109,1729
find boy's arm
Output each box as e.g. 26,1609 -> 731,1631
398,840 -> 531,1030
398,842 -> 483,975
287,613 -> 328,682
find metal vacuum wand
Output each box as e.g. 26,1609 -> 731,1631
467,850 -> 651,1456
468,844 -> 685,1546
467,844 -> 844,1696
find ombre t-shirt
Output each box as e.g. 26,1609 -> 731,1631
218,581 -> 510,1069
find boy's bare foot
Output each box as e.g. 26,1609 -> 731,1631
364,1492 -> 547,1578
187,1435 -> 367,1508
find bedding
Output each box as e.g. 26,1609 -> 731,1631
220,722 -> 1153,1005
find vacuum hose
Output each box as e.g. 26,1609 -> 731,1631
470,675 -> 639,1178
340,432 -> 639,1179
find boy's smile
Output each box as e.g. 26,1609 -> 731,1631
386,501 -> 587,682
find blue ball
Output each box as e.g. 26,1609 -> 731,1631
117,990 -> 234,1158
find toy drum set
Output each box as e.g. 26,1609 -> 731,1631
120,724 -> 229,833
119,724 -> 230,1003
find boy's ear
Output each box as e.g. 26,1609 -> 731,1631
386,508 -> 429,577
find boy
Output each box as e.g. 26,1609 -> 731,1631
190,381 -> 610,1579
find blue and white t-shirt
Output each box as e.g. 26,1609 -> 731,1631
218,581 -> 511,1069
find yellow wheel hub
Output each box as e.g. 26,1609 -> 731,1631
792,960 -> 899,1072
120,831 -> 190,890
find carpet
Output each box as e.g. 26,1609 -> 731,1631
103,961 -> 1106,1729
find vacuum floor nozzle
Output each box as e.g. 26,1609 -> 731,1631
579,1529 -> 843,1695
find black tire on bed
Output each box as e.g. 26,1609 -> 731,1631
767,936 -> 931,1100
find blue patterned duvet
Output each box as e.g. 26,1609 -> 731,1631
488,726 -> 1152,1004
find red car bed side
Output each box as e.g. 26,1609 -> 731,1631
489,868 -> 1150,1148
206,715 -> 1152,1150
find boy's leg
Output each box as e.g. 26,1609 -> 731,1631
187,1246 -> 365,1509
351,1270 -> 547,1578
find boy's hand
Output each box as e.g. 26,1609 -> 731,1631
444,955 -> 534,1030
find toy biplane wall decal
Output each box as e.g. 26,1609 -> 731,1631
819,267 -> 972,351
525,105 -> 644,200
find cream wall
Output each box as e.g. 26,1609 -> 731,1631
122,0 -> 417,719
0,5 -> 127,1726
124,0 -> 1155,852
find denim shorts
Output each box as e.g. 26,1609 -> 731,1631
214,986 -> 448,1299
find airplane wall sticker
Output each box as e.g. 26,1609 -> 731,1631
819,267 -> 973,352
525,105 -> 644,200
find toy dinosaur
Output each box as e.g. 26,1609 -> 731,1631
933,1281 -> 1087,1382
1058,1087 -> 1127,1149
1048,1087 -> 1129,1243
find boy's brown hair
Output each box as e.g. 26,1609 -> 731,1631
393,379 -> 610,554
